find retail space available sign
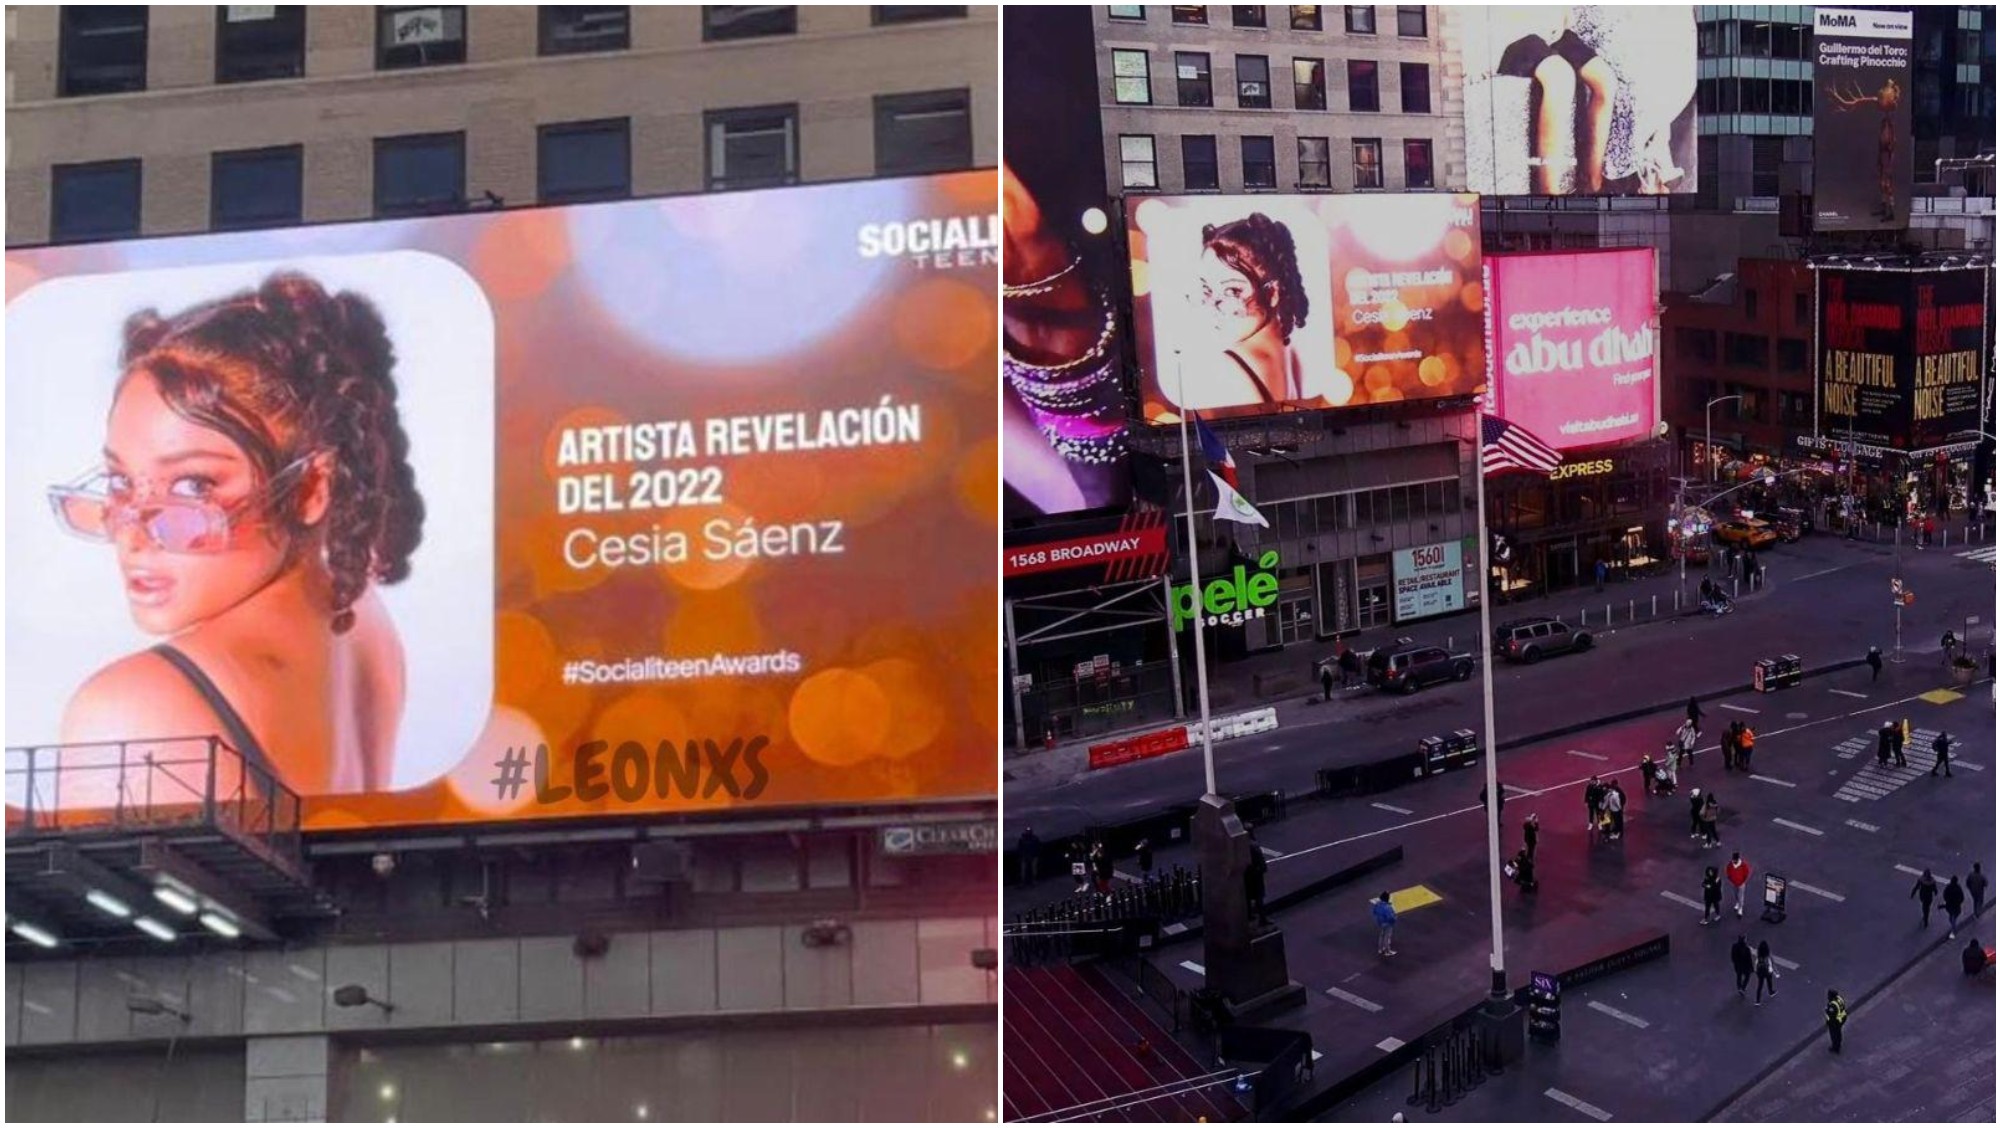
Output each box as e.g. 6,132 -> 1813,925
1485,249 -> 1660,451
1393,541 -> 1466,622
1812,8 -> 1915,232
1815,266 -> 1989,453
1171,550 -> 1280,630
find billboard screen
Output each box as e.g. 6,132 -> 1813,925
1002,3 -> 1132,518
1392,541 -> 1468,623
6,172 -> 998,830
1812,8 -> 1914,232
1126,193 -> 1484,424
1456,6 -> 1697,195
1815,266 -> 1989,454
1486,249 -> 1660,450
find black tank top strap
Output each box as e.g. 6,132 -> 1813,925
150,644 -> 275,775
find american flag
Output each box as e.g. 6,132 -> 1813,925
1481,414 -> 1562,475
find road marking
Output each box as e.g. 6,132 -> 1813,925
1371,802 -> 1415,815
1180,961 -> 1205,975
1376,1037 -> 1406,1052
1794,562 -> 1862,581
1387,885 -> 1443,913
1503,783 -> 1534,796
1325,985 -> 1385,1013
1845,819 -> 1880,832
1920,688 -> 1964,704
1544,1088 -> 1613,1122
1586,1000 -> 1650,1029
1749,773 -> 1797,788
1566,749 -> 1610,761
1261,847 -> 1285,860
1895,864 -> 1925,877
1774,818 -> 1824,837
1661,890 -> 1705,910
1830,689 -> 1870,699
1113,870 -> 1143,884
1311,1050 -> 1324,1063
1719,703 -> 1760,714
1791,880 -> 1846,903
1772,955 -> 1801,971
1163,922 -> 1189,936
1959,762 -> 1986,772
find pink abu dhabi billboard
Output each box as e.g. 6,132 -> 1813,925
1484,249 -> 1659,450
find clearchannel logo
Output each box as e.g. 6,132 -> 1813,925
856,214 -> 1000,271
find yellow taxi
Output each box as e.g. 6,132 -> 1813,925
1713,518 -> 1779,550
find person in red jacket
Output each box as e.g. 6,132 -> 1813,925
1726,850 -> 1752,918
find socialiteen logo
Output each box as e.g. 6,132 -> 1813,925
857,214 -> 1000,270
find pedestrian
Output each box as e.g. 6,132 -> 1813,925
1942,876 -> 1966,938
1727,851 -> 1752,918
1641,754 -> 1659,796
1090,840 -> 1114,896
1658,750 -> 1679,796
1911,868 -> 1939,926
1700,577 -> 1716,605
1340,647 -> 1361,688
1892,719 -> 1908,767
1721,721 -> 1740,771
1522,811 -> 1540,859
1742,550 -> 1755,586
1596,558 -> 1608,592
1754,940 -> 1779,1004
1867,646 -> 1884,682
1701,865 -> 1724,924
1931,731 -> 1953,777
1245,838 -> 1268,924
1700,791 -> 1722,848
1969,864 -> 1988,919
1688,787 -> 1705,839
1320,661 -> 1336,702
1964,936 -> 1990,977
1731,935 -> 1755,997
1877,722 -> 1895,767
1586,776 -> 1607,835
1136,836 -> 1155,875
1373,891 -> 1398,956
1738,724 -> 1757,774
1480,783 -> 1506,827
1825,989 -> 1847,1053
1016,827 -> 1041,885
1676,718 -> 1699,772
1508,848 -> 1538,892
1604,781 -> 1625,840
1068,840 -> 1089,893
1687,696 -> 1704,729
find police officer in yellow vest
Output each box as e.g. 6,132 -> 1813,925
1825,989 -> 1848,1053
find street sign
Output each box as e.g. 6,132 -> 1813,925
1903,592 -> 1916,607
1761,872 -> 1789,923
1891,578 -> 1904,596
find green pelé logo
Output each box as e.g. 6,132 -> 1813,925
1171,550 -> 1280,631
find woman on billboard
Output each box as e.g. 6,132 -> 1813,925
50,273 -> 424,796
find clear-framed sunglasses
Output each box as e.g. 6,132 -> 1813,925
47,454 -> 319,554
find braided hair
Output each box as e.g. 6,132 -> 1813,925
1200,213 -> 1309,341
118,273 -> 425,634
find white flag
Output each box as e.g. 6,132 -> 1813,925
1208,471 -> 1269,527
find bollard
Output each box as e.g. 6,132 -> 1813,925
1652,594 -> 1658,617
1581,608 -> 1588,626
1409,1058 -> 1426,1106
1443,1051 -> 1459,1106
1605,603 -> 1611,624
1944,528 -> 1951,549
1732,578 -> 1740,599
1629,598 -> 1635,622
1425,1049 -> 1442,1114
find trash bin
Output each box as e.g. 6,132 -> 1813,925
1753,658 -> 1775,693
1776,653 -> 1803,688
1753,655 -> 1803,692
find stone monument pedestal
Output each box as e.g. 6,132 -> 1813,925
1195,794 -> 1306,1020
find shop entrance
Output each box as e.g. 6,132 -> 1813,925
1275,594 -> 1315,644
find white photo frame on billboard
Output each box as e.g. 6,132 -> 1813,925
5,251 -> 496,794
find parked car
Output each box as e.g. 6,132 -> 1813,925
1367,644 -> 1474,694
1494,617 -> 1594,664
1770,507 -> 1806,542
1713,519 -> 1779,550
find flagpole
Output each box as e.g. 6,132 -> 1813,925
1473,418 -> 1507,1005
1174,351 -> 1219,798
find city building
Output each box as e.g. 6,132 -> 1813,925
1661,256 -> 1817,473
5,4 -> 996,245
1092,4 -> 1460,196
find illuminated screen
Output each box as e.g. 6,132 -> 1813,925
5,172 -> 998,830
1485,249 -> 1660,451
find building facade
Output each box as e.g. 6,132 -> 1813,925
5,4 -> 996,245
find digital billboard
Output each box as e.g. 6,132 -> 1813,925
1815,266 -> 1990,454
1485,249 -> 1660,451
1126,193 -> 1484,424
1002,3 -> 1132,518
1812,8 -> 1914,232
5,172 -> 998,830
1456,6 -> 1697,196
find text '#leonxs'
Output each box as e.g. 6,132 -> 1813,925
490,738 -> 771,804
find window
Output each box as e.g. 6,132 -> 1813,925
378,6 -> 466,69
1794,292 -> 1810,327
1675,328 -> 1717,364
1107,4 -> 1146,18
1353,138 -> 1383,189
1344,5 -> 1375,33
1403,138 -> 1433,188
1237,55 -> 1271,108
1291,6 -> 1322,30
374,132 -> 464,216
1777,338 -> 1808,373
51,160 -> 141,243
702,6 -> 796,40
1347,59 -> 1379,111
59,7 -> 148,95
1183,135 -> 1220,190
874,89 -> 972,176
1172,6 -> 1208,23
1298,137 -> 1331,188
1112,49 -> 1152,104
1233,5 -> 1265,27
872,5 -> 966,22
1120,135 -> 1159,189
1723,332 -> 1769,368
216,6 -> 305,83
706,104 -> 798,190
1176,52 -> 1213,107
539,6 -> 628,54
1293,58 -> 1326,109
1396,4 -> 1426,37
1242,136 -> 1277,189
538,119 -> 630,203
1744,287 -> 1759,320
211,145 -> 302,230
1400,61 -> 1430,113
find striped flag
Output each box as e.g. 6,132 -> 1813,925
1193,413 -> 1269,527
1481,413 -> 1562,476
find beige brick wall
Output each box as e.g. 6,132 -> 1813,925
5,4 -> 997,245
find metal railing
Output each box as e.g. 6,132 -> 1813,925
5,737 -> 301,857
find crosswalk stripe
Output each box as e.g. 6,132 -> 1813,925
1845,819 -> 1880,832
1326,985 -> 1385,1013
1774,818 -> 1824,836
1772,955 -> 1801,971
1791,880 -> 1846,902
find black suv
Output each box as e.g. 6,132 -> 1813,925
1367,645 -> 1474,694
1494,616 -> 1592,664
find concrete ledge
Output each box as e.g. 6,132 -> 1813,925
1155,846 -> 1404,949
